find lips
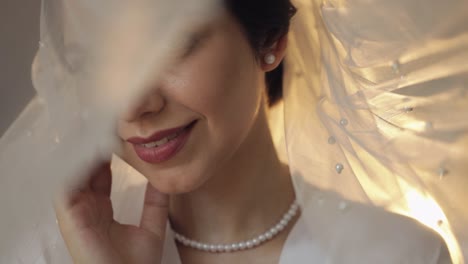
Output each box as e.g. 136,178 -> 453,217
127,121 -> 196,164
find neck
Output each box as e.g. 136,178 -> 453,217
169,105 -> 295,243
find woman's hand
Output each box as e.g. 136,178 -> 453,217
55,163 -> 168,264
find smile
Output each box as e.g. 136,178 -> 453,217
140,129 -> 184,148
127,120 -> 197,164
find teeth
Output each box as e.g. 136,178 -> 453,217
167,133 -> 179,140
141,131 -> 181,148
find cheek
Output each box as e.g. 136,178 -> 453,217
168,41 -> 262,146
118,23 -> 264,193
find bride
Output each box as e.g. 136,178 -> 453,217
57,2 -> 299,262
1,0 -> 466,263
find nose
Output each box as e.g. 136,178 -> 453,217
121,90 -> 165,122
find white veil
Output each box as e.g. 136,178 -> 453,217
284,0 -> 468,262
1,0 -> 467,263
0,0 -> 219,262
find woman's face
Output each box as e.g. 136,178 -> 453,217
117,12 -> 269,194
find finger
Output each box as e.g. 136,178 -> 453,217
53,187 -> 81,241
140,183 -> 169,239
89,162 -> 112,197
54,161 -> 111,226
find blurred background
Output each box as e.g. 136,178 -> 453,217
0,0 -> 40,135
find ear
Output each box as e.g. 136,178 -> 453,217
260,34 -> 288,72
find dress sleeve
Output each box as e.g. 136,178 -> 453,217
435,242 -> 454,264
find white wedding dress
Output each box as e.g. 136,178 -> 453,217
0,0 -> 467,263
159,185 -> 450,264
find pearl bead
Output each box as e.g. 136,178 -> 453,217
403,106 -> 413,113
271,227 -> 279,235
291,203 -> 299,211
252,238 -> 260,246
246,241 -> 253,248
340,118 -> 349,127
438,167 -> 448,178
276,224 -> 285,232
265,231 -> 273,240
209,245 -> 217,252
224,245 -> 232,252
338,201 -> 348,211
335,163 -> 344,174
264,53 -> 276,65
202,244 -> 210,251
425,122 -> 433,131
196,243 -> 204,250
258,234 -> 266,242
391,60 -> 401,74
238,242 -> 246,250
232,243 -> 239,251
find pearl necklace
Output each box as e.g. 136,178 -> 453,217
173,200 -> 300,253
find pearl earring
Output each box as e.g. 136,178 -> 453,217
264,53 -> 276,65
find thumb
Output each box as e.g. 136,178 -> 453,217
140,182 -> 169,239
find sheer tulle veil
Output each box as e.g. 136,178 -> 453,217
284,0 -> 468,262
0,0 -> 467,263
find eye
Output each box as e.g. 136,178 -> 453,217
182,36 -> 202,58
179,27 -> 211,59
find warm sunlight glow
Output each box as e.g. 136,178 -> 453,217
398,189 -> 464,264
405,190 -> 445,229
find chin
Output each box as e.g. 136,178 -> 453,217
145,170 -> 208,195
121,146 -> 212,195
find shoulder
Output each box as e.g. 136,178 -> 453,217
296,188 -> 451,264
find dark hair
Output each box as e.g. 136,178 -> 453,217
225,0 -> 297,106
